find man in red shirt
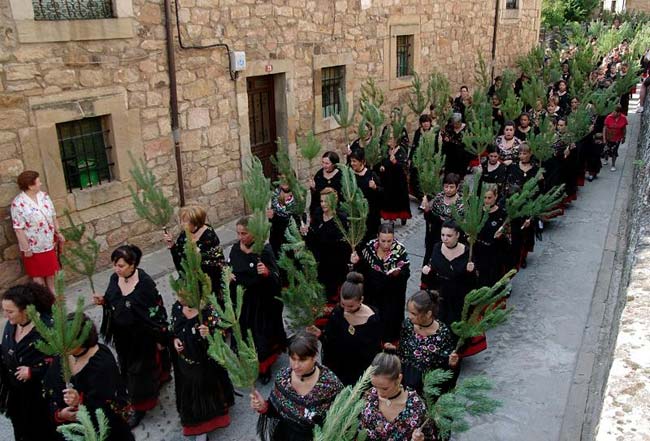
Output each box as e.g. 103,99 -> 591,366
603,104 -> 628,172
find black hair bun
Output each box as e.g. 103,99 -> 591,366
346,271 -> 364,284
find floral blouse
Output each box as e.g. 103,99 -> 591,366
360,388 -> 427,440
11,191 -> 57,253
361,239 -> 410,275
495,135 -> 522,162
398,319 -> 455,372
271,187 -> 298,218
429,192 -> 464,221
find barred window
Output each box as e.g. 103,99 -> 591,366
57,117 -> 114,192
396,35 -> 414,78
322,66 -> 346,118
32,0 -> 114,21
505,0 -> 518,9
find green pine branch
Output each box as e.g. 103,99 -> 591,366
390,107 -> 407,144
516,46 -> 545,79
427,72 -> 451,129
451,175 -> 489,263
463,115 -> 495,165
360,102 -> 387,169
504,171 -> 566,225
169,227 -> 214,325
313,365 -> 374,441
59,210 -> 100,293
277,219 -> 326,331
206,267 -> 259,391
527,118 -> 556,163
359,78 -> 384,113
297,131 -> 323,171
27,271 -> 92,384
56,405 -> 110,441
412,130 -> 445,196
272,138 -> 308,216
451,269 -> 516,352
128,152 -> 173,230
407,72 -> 429,116
501,89 -> 523,122
520,76 -> 546,110
474,51 -> 491,91
242,156 -> 273,255
333,88 -> 357,144
331,165 -> 368,251
495,69 -> 517,103
566,104 -> 594,145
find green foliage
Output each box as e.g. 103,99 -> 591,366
517,46 -> 545,79
542,0 -> 599,29
277,219 -> 326,332
272,138 -> 308,216
407,72 -> 429,116
412,130 -> 445,196
313,366 -> 374,441
360,102 -> 387,169
520,76 -> 546,110
333,88 -> 356,144
463,113 -> 495,163
451,175 -> 489,263
501,89 -> 523,122
27,271 -> 92,384
57,405 -> 110,441
331,165 -> 368,251
527,118 -> 557,163
207,267 -> 259,390
297,131 -> 323,169
423,369 -> 500,438
390,107 -> 407,143
495,69 -> 517,103
587,87 -> 618,117
468,89 -> 493,127
169,227 -> 213,324
359,78 -> 385,113
451,269 -> 516,351
566,104 -> 594,144
248,209 -> 272,256
428,72 -> 452,128
542,54 -> 562,87
59,210 -> 99,293
474,51 -> 491,91
128,152 -> 173,230
505,171 -> 566,221
242,156 -> 273,255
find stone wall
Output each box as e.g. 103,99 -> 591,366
0,0 -> 541,290
626,0 -> 650,13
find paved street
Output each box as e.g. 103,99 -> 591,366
0,112 -> 638,439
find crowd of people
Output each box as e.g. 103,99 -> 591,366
1,18 -> 645,441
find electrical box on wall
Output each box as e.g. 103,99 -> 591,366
230,51 -> 246,72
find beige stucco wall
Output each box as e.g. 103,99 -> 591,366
626,0 -> 650,12
0,0 -> 541,290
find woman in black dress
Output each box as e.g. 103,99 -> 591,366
441,113 -> 471,176
304,187 -> 351,304
251,332 -> 343,441
349,149 -> 383,245
408,114 -> 435,199
351,223 -> 410,344
267,179 -> 302,259
43,315 -> 134,441
495,121 -> 522,166
480,145 -> 508,199
94,244 -> 169,427
421,220 -> 476,328
0,283 -> 58,441
170,298 -> 234,438
474,184 -> 511,287
309,151 -> 342,217
322,272 -> 382,386
379,136 -> 412,225
165,205 -> 226,298
229,216 -> 286,384
515,113 -> 534,141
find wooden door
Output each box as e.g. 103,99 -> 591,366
247,75 -> 277,178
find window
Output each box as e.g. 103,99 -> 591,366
396,35 -> 413,78
321,66 -> 346,118
32,0 -> 114,21
57,117 -> 114,192
505,0 -> 518,9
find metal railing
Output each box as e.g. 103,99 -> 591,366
322,66 -> 345,118
32,0 -> 114,21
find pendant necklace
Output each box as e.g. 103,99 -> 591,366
380,387 -> 403,407
299,366 -> 317,382
346,306 -> 362,335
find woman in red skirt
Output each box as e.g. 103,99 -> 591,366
10,170 -> 64,293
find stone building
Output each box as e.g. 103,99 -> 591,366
625,0 -> 650,12
0,0 -> 541,290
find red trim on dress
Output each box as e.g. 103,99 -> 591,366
380,210 -> 413,221
132,397 -> 158,412
182,413 -> 231,436
258,353 -> 280,375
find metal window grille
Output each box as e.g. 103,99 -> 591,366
322,66 -> 345,118
32,0 -> 114,21
505,0 -> 518,9
396,35 -> 413,78
57,117 -> 114,192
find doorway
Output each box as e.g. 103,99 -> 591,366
246,75 -> 277,178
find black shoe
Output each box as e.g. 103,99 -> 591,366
520,259 -> 527,269
401,219 -> 407,226
259,371 -> 272,385
128,411 -> 146,428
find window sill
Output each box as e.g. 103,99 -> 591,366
390,76 -> 413,91
501,9 -> 520,21
71,180 -> 130,211
15,17 -> 134,43
314,115 -> 342,135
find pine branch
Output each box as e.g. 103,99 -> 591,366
527,118 -> 556,163
333,88 -> 356,143
520,76 -> 546,110
474,51 -> 491,90
390,107 -> 407,145
427,72 -> 451,128
495,69 -> 517,103
277,219 -> 326,331
313,366 -> 374,441
272,138 -> 308,216
242,156 -> 273,213
248,210 -> 271,256
516,46 -> 545,79
128,152 -> 173,230
412,130 -> 445,196
565,104 -> 594,145
501,89 -> 523,122
169,227 -> 214,324
59,210 -> 99,293
504,171 -> 565,225
206,267 -> 259,391
359,78 -> 384,113
360,102 -> 387,169
57,405 -> 110,441
27,271 -> 92,384
407,72 -> 429,116
451,269 -> 516,352
463,115 -> 495,165
331,166 -> 368,251
297,131 -> 322,171
451,175 -> 489,263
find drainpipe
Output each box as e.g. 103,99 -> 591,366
163,0 -> 186,207
490,0 -> 500,81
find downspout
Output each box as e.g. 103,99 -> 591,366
163,0 -> 186,207
490,0 -> 500,81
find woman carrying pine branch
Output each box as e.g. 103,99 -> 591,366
0,283 -> 59,440
267,178 -> 301,259
43,314 -> 134,441
250,331 -> 343,441
349,149 -> 383,246
164,206 -> 226,300
479,145 -> 509,201
475,184 -> 511,287
94,245 -> 170,427
351,223 -> 410,345
308,152 -> 342,217
170,295 -> 234,439
378,136 -> 412,225
359,352 -> 429,441
229,216 -> 286,384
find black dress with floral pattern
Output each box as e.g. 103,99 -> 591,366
257,365 -> 343,441
423,192 -> 464,266
269,188 -> 302,258
360,387 -> 427,441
